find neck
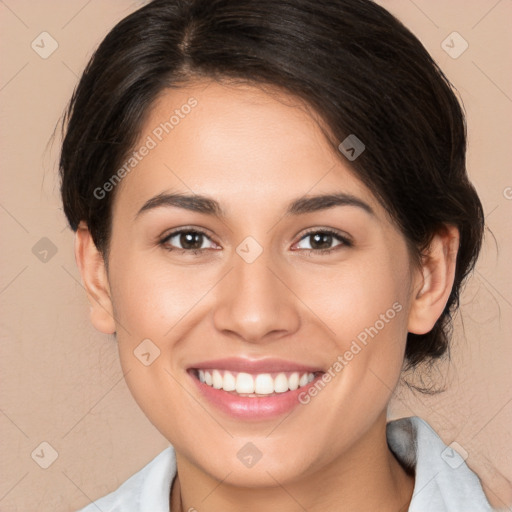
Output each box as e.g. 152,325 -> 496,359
171,412 -> 414,512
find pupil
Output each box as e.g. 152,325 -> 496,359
311,233 -> 332,249
181,232 -> 202,250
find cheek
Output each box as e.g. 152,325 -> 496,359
107,254 -> 206,434
304,251 -> 410,342
109,252 -> 210,338
304,246 -> 412,395
108,252 -> 223,410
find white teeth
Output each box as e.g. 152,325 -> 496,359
223,371 -> 236,391
254,374 -> 274,394
236,372 -> 255,393
288,372 -> 299,391
274,373 -> 289,393
212,369 -> 223,389
197,369 -> 317,395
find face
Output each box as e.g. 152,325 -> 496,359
98,80 -> 420,485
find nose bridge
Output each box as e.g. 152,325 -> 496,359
212,247 -> 300,343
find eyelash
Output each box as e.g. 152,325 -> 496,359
298,228 -> 353,255
158,227 -> 352,256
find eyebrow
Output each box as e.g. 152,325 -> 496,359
135,191 -> 374,219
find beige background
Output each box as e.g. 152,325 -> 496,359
0,1 -> 511,510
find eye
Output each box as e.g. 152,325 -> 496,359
159,228 -> 218,254
293,229 -> 352,255
159,227 -> 352,256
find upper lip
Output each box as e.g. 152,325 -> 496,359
188,357 -> 324,374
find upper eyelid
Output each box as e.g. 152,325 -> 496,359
160,227 -> 217,247
298,227 -> 352,242
160,226 -> 213,240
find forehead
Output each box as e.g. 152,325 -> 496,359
112,80 -> 380,220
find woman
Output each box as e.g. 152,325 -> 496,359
60,0 -> 494,510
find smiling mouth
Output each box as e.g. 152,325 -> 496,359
190,368 -> 323,397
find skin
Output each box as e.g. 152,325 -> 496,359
75,80 -> 459,511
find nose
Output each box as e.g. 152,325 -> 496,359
212,250 -> 301,344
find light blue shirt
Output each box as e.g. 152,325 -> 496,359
76,416 -> 494,511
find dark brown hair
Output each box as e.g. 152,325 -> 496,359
59,0 -> 484,373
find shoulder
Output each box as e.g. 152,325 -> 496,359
387,416 -> 494,511
75,446 -> 176,512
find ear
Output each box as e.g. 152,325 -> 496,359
408,225 -> 459,335
74,221 -> 116,334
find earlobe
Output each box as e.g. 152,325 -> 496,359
407,225 -> 459,335
74,222 -> 116,335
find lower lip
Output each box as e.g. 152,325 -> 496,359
188,371 -> 324,420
